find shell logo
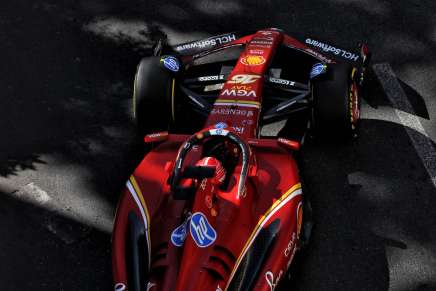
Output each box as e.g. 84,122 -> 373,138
240,55 -> 266,66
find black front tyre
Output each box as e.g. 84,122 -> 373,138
133,56 -> 174,136
311,63 -> 360,140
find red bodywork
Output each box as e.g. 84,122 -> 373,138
112,29 -> 314,291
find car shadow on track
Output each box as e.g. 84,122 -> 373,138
284,118 -> 436,291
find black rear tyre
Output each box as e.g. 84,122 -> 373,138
133,56 -> 174,136
311,63 -> 359,139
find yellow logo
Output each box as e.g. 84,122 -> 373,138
241,55 -> 265,66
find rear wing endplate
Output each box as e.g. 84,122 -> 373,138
170,32 -> 248,56
300,36 -> 370,67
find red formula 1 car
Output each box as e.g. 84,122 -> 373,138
112,28 -> 370,291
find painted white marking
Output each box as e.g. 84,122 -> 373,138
361,103 -> 432,140
12,183 -> 51,205
373,63 -> 436,187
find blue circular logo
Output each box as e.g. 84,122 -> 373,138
190,212 -> 217,247
215,122 -> 228,129
161,56 -> 180,72
310,63 -> 326,79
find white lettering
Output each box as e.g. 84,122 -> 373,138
251,40 -> 273,45
222,89 -> 257,97
284,232 -> 296,257
305,38 -> 359,61
175,34 -> 237,51
212,108 -> 254,117
228,74 -> 261,85
249,49 -> 264,55
199,75 -> 220,81
265,270 -> 283,291
269,77 -> 295,86
232,126 -> 245,134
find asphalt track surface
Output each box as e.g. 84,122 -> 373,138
1,1 -> 436,290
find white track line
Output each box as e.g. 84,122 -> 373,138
373,63 -> 436,188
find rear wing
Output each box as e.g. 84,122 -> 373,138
296,36 -> 370,68
171,32 -> 248,56
162,31 -> 370,68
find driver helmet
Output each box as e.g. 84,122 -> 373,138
196,157 -> 226,185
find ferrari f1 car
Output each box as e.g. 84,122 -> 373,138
112,28 -> 370,291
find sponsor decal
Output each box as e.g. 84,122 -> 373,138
305,48 -> 332,63
222,89 -> 257,97
305,38 -> 359,61
114,283 -> 126,291
284,232 -> 297,257
232,126 -> 245,134
212,108 -> 254,116
260,31 -> 273,35
228,74 -> 261,85
199,75 -> 224,81
242,119 -> 254,125
240,55 -> 266,66
170,216 -> 190,247
190,212 -> 217,247
147,133 -> 163,138
255,36 -> 274,41
210,129 -> 229,136
249,49 -> 264,55
265,270 -> 283,291
310,63 -> 327,79
215,122 -> 228,129
250,44 -> 272,48
146,132 -> 168,139
250,40 -> 273,46
161,56 -> 180,72
286,244 -> 298,269
204,83 -> 224,92
230,85 -> 252,90
146,282 -> 157,291
144,131 -> 169,143
269,77 -> 295,86
175,34 -> 236,51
